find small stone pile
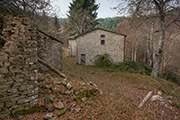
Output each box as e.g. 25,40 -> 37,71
37,73 -> 100,120
0,15 -> 38,117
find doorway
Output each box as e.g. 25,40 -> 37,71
81,54 -> 85,65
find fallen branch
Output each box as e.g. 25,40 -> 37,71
138,91 -> 153,108
38,58 -> 67,78
170,86 -> 180,95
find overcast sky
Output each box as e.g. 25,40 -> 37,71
52,0 -> 120,18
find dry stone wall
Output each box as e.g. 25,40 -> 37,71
0,15 -> 63,118
0,16 -> 38,117
37,31 -> 63,71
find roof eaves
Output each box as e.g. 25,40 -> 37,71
75,28 -> 127,39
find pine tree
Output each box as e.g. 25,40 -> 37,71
53,16 -> 60,30
64,0 -> 99,36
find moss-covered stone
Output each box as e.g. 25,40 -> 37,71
12,105 -> 37,116
90,88 -> 100,96
37,106 -> 45,112
74,96 -> 80,102
58,109 -> 66,117
80,89 -> 91,97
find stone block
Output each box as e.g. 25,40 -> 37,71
11,105 -> 21,110
0,102 -> 4,108
0,67 -> 9,73
11,107 -> 24,115
0,84 -> 10,90
7,88 -> 18,94
5,101 -> 16,108
18,85 -> 34,91
22,88 -> 38,95
0,111 -> 10,118
0,77 -> 7,84
11,95 -> 26,102
17,95 -> 38,104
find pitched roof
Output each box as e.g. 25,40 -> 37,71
75,28 -> 127,39
37,29 -> 64,44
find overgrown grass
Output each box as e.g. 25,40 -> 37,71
95,54 -> 180,85
95,54 -> 152,76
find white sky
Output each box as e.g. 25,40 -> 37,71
52,0 -> 120,18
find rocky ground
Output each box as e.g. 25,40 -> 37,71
3,57 -> 180,120
4,73 -> 100,120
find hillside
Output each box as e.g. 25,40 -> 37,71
62,57 -> 180,119
57,17 -> 126,32
6,56 -> 180,119
95,17 -> 126,31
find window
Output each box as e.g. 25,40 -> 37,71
101,34 -> 105,38
101,40 -> 105,45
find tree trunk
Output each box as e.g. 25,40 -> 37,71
151,17 -> 165,80
147,24 -> 154,67
134,47 -> 137,62
132,46 -> 134,61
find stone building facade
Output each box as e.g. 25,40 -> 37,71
0,15 -> 63,117
76,28 -> 126,65
68,38 -> 76,57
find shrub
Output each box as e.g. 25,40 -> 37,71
163,71 -> 180,84
95,53 -> 113,67
118,61 -> 139,71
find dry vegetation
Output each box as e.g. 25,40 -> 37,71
4,56 -> 180,120
62,57 -> 180,119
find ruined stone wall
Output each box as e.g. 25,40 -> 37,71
37,31 -> 63,71
76,29 -> 125,65
0,16 -> 38,117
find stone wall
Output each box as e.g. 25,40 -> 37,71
0,15 -> 63,118
76,29 -> 125,65
37,30 -> 63,71
0,16 -> 38,117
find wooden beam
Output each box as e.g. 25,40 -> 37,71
38,58 -> 67,78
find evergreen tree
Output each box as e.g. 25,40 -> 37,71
64,0 -> 99,36
53,16 -> 60,30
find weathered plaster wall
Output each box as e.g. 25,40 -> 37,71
68,39 -> 76,57
37,31 -> 62,71
76,29 -> 125,65
0,16 -> 38,117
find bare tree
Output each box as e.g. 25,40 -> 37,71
115,0 -> 180,80
64,8 -> 98,36
0,0 -> 52,16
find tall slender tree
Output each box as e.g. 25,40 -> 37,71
64,0 -> 99,36
116,0 -> 180,80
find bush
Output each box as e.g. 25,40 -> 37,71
95,54 -> 152,76
95,53 -> 113,67
163,71 -> 180,84
118,61 -> 139,71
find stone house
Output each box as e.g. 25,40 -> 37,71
75,28 -> 126,65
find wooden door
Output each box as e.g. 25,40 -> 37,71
81,54 -> 85,65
